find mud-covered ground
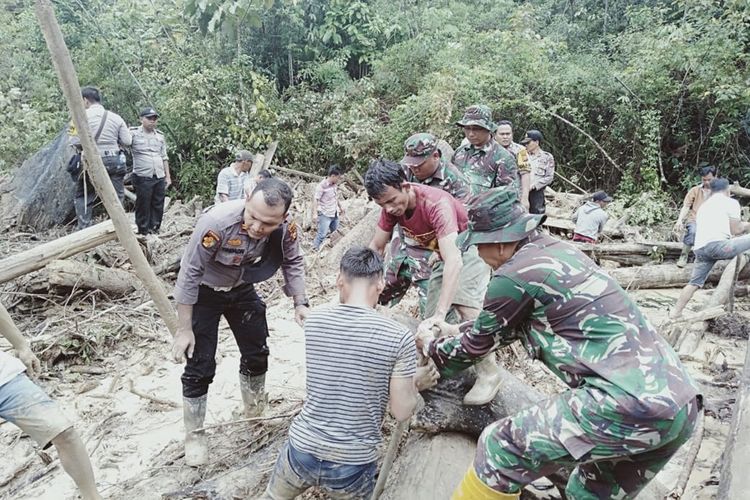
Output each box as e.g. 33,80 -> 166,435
0,183 -> 746,499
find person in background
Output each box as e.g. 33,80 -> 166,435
494,120 -> 531,209
672,165 -> 717,267
244,169 -> 273,198
261,246 -> 420,500
670,178 -> 750,318
312,165 -> 345,251
0,304 -> 102,500
215,150 -> 253,204
520,129 -> 555,215
571,191 -> 613,243
130,107 -> 170,235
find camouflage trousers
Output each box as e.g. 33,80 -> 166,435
474,387 -> 699,499
379,253 -> 430,317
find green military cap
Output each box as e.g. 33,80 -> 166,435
402,133 -> 438,166
457,188 -> 546,251
455,104 -> 496,132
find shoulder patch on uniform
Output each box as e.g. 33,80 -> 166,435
287,220 -> 298,241
202,230 -> 220,249
227,238 -> 242,246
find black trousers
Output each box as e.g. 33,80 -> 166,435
74,155 -> 125,229
529,187 -> 546,214
132,174 -> 166,234
181,284 -> 269,398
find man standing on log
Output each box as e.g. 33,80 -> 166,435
520,129 -> 555,215
130,107 -> 170,235
261,246 -> 421,500
673,165 -> 717,267
419,188 -> 700,500
172,178 -> 309,466
68,86 -> 132,229
452,105 -> 519,196
0,305 -> 102,499
379,133 -> 471,314
366,159 -> 500,406
494,120 -> 531,209
215,150 -> 253,203
670,177 -> 750,319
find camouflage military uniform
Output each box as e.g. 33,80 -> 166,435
435,189 -> 700,499
452,105 -> 519,196
380,134 -> 471,315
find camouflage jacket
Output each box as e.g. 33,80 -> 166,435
429,232 -> 699,420
389,159 -> 471,281
452,138 -> 519,196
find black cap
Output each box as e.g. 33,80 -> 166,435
592,191 -> 613,202
520,130 -> 543,144
139,107 -> 159,118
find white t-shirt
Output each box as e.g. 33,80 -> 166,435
0,350 -> 27,387
693,193 -> 741,251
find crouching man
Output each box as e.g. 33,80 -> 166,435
0,304 -> 101,499
420,189 -> 700,499
261,247 -> 421,499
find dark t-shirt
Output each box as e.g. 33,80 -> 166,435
378,183 -> 468,251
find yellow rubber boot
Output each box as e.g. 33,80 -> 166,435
451,467 -> 520,500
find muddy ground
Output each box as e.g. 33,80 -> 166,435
0,182 -> 746,499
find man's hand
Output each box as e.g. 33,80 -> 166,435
294,305 -> 309,326
672,221 -> 683,238
165,176 -> 172,188
172,327 -> 195,363
17,347 -> 41,378
415,361 -> 440,391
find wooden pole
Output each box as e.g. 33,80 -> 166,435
34,0 -> 177,335
718,337 -> 750,498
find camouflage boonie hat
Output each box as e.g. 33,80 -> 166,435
457,188 -> 546,251
455,104 -> 496,132
402,133 -> 438,167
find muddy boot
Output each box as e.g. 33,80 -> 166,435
463,355 -> 503,406
239,373 -> 268,418
183,395 -> 208,466
676,245 -> 692,268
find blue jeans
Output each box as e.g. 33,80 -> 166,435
313,213 -> 339,249
683,221 -> 697,246
689,234 -> 750,286
262,441 -> 377,499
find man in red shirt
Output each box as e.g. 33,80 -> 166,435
366,159 -> 499,405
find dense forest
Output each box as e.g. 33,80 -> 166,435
2,0 -> 749,223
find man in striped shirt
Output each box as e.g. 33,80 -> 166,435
262,246 -> 423,499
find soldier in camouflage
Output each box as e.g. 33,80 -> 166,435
380,133 -> 471,314
418,188 -> 700,499
452,105 -> 519,196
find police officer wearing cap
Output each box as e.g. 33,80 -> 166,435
172,177 -> 309,467
130,107 -> 171,235
520,129 -> 555,215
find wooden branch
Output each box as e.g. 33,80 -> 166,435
530,104 -> 623,173
730,183 -> 750,198
35,0 -> 177,335
47,259 -> 140,296
262,141 -> 277,171
667,411 -> 704,499
0,219 -> 118,284
718,335 -> 750,498
127,379 -> 178,408
272,165 -> 323,181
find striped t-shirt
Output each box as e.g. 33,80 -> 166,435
288,304 -> 416,465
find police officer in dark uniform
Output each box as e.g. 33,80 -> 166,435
172,178 -> 309,466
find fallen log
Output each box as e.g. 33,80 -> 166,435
272,165 -> 322,181
47,259 -> 140,296
0,219 -> 119,284
718,335 -> 750,498
609,261 -> 750,290
324,206 -> 380,270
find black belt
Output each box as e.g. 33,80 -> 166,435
102,150 -> 120,156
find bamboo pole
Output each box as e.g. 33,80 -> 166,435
34,0 -> 177,335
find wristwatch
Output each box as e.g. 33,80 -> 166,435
294,299 -> 310,308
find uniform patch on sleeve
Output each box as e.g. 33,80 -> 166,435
202,230 -> 221,249
227,238 -> 242,246
287,220 -> 298,241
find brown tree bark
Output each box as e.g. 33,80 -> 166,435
47,259 -> 140,296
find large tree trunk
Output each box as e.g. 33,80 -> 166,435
608,261 -> 750,290
47,259 -> 140,296
324,206 -> 380,269
0,219 -> 118,284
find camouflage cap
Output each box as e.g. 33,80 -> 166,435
455,104 -> 496,132
402,133 -> 438,166
456,188 -> 546,251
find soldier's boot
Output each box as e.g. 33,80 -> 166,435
676,245 -> 692,268
463,354 -> 503,406
451,467 -> 520,499
239,373 -> 268,418
183,395 -> 208,467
